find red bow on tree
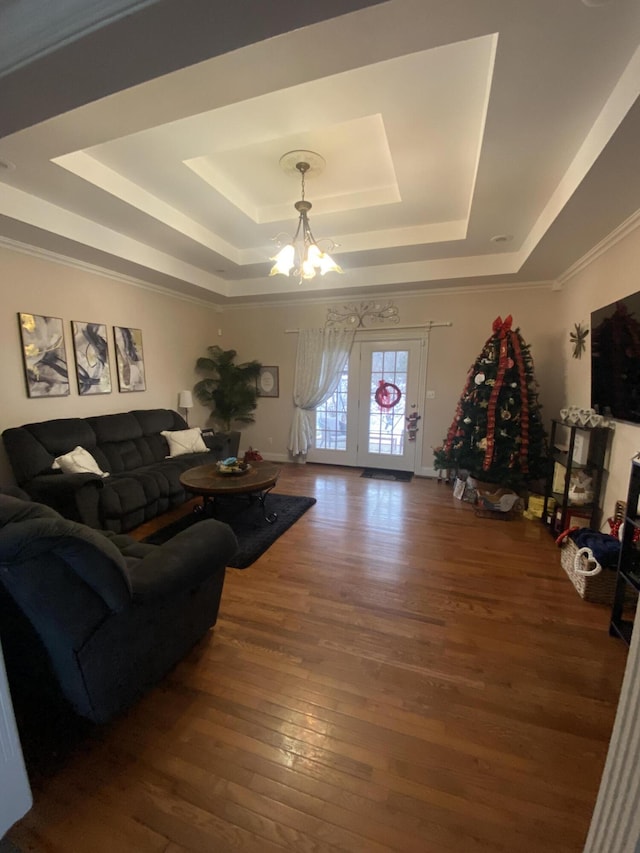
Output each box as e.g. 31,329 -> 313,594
492,315 -> 513,335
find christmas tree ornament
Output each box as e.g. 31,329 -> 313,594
475,373 -> 486,384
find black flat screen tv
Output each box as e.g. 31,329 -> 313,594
591,291 -> 640,425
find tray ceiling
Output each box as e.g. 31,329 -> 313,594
0,0 -> 639,304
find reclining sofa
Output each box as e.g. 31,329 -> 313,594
2,409 -> 239,533
0,490 -> 237,724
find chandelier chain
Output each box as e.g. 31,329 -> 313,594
299,165 -> 306,201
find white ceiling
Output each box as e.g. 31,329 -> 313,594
1,0 -> 639,304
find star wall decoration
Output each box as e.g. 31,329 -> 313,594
570,322 -> 589,359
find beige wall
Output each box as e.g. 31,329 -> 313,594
0,245 -> 221,484
223,285 -> 567,473
225,228 -> 640,513
561,224 -> 640,521
3,222 -> 639,515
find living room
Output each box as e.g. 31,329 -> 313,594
2,1 -> 640,851
1,229 -> 639,513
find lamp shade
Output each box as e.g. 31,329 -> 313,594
178,390 -> 193,409
270,243 -> 295,276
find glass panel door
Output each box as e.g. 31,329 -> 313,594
356,341 -> 421,471
307,337 -> 424,471
366,348 -> 408,456
313,365 -> 350,459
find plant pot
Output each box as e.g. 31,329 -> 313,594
202,430 -> 240,459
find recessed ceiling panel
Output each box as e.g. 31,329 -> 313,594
52,34 -> 496,260
184,114 -> 400,223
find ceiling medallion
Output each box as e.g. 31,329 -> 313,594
326,302 -> 400,328
270,150 -> 343,284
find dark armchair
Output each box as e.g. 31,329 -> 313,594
0,492 -> 237,724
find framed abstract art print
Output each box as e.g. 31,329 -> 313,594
113,326 -> 146,392
18,312 -> 70,398
72,321 -> 112,395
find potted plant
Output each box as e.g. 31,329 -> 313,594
193,347 -> 262,453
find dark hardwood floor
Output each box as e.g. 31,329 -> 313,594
7,464 -> 628,852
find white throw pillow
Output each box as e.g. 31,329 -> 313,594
53,446 -> 109,478
161,427 -> 207,458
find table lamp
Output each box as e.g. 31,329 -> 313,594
178,390 -> 194,425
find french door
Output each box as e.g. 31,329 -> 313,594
308,335 -> 426,472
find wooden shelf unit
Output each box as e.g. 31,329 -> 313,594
542,419 -> 610,536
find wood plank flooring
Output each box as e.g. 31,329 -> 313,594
6,464 -> 629,852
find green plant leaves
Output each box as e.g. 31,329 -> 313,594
194,346 -> 262,431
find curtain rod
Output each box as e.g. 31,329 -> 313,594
285,321 -> 452,333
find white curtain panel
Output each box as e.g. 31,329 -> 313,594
288,328 -> 355,456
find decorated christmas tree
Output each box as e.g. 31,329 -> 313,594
434,315 -> 547,487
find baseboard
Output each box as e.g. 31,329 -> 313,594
418,465 -> 441,479
237,458 -> 446,473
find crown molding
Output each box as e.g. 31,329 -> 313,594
0,235 -> 224,312
0,232 -> 557,313
221,278 -> 555,312
557,207 -> 640,287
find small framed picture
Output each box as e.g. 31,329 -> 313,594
257,366 -> 279,397
18,312 -> 70,398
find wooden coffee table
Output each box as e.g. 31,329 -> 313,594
179,460 -> 281,523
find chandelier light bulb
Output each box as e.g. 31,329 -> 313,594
306,243 -> 323,267
301,258 -> 316,279
269,243 -> 295,276
318,252 -> 342,276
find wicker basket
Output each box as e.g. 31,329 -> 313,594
559,537 -> 636,605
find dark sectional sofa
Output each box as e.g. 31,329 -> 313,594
2,409 -> 238,533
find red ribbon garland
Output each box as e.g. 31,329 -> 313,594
444,315 -> 532,474
511,330 -> 529,472
483,316 -> 512,470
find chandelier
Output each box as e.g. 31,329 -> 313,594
270,150 -> 343,283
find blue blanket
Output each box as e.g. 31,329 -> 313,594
569,528 -> 620,568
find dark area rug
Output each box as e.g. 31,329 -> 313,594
361,468 -> 413,482
143,494 -> 316,568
